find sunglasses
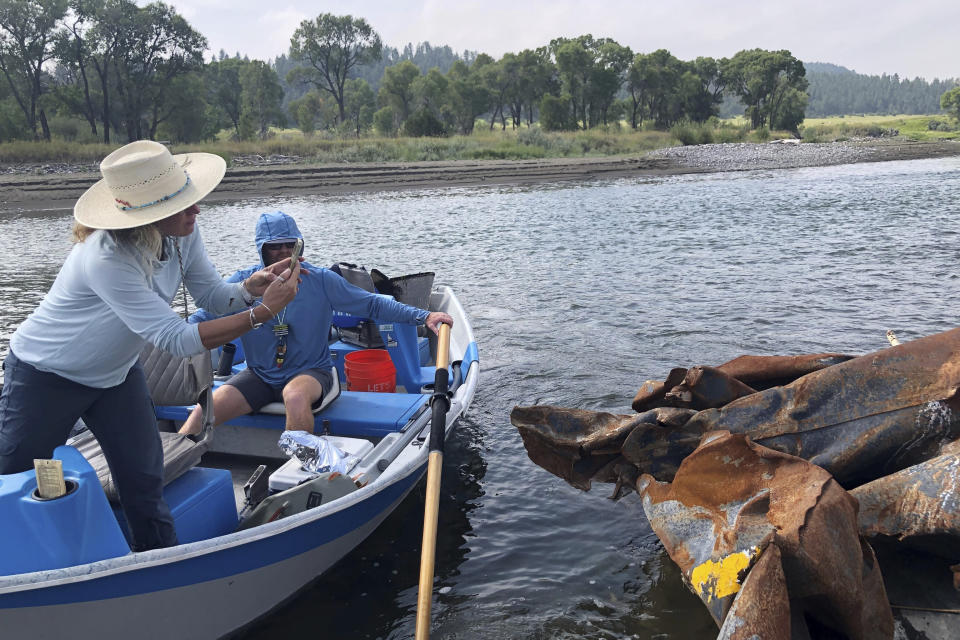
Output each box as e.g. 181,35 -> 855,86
266,241 -> 297,249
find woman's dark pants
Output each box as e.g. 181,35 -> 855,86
0,350 -> 177,551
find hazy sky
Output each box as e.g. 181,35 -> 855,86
163,0 -> 960,81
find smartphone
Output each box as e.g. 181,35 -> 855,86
289,238 -> 303,271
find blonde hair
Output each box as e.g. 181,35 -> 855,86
72,220 -> 163,274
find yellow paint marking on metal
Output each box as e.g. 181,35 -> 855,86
690,547 -> 757,601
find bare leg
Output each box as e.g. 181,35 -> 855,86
281,374 -> 324,432
178,385 -> 254,436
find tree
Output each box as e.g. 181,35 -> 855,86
287,89 -> 323,136
550,35 -> 630,129
55,0 -> 103,139
539,93 -> 574,131
0,0 -> 68,140
155,71 -> 213,142
378,59 -> 420,121
65,0 -> 139,144
942,87 -> 960,123
445,58 -> 491,134
343,77 -> 375,137
372,104 -> 396,136
724,49 -> 807,129
288,13 -> 382,123
412,66 -> 449,125
515,48 -> 555,126
239,59 -> 283,139
771,86 -> 807,133
205,57 -> 244,137
103,1 -> 206,141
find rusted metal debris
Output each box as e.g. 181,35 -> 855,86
638,432 -> 893,639
852,443 -> 960,548
514,328 -> 960,491
511,328 -> 960,638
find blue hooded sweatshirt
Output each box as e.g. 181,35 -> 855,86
197,211 -> 427,386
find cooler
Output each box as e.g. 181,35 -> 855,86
268,435 -> 375,493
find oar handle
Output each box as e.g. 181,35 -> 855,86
435,323 -> 451,371
415,322 -> 453,640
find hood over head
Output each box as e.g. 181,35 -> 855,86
254,211 -> 303,265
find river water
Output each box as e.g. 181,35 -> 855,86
2,156 -> 959,639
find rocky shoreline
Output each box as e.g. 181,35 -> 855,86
2,138 -> 958,214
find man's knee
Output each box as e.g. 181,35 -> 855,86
281,388 -> 312,412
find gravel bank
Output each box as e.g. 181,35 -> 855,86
647,139 -> 960,171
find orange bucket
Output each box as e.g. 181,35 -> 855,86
344,349 -> 396,393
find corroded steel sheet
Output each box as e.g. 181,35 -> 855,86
638,432 -> 893,638
511,405 -> 702,488
663,366 -> 756,410
511,406 -> 648,490
716,353 -> 855,389
686,329 -> 960,487
632,367 -> 687,412
852,445 -> 960,547
716,544 -> 790,640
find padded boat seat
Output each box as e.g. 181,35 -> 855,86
257,367 -> 341,415
72,343 -> 216,503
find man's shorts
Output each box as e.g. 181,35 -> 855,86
223,368 -> 334,412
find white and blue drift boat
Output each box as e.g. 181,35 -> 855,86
0,283 -> 478,640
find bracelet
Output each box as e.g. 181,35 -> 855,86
240,278 -> 255,305
248,307 -> 263,329
259,302 -> 275,318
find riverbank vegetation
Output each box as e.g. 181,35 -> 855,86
2,113 -> 957,166
2,4 -> 957,166
800,114 -> 960,142
1,4 -> 812,146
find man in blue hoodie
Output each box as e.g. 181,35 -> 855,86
179,211 -> 452,435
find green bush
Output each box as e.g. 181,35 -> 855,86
670,121 -> 715,146
539,94 -> 575,132
47,116 -> 100,143
751,126 -> 770,142
401,108 -> 446,137
373,106 -> 397,137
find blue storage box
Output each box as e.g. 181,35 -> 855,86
114,467 -> 237,544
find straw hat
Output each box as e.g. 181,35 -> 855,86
74,140 -> 227,230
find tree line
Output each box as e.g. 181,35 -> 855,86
13,2 -> 944,145
805,62 -> 958,117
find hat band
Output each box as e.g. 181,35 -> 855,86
114,175 -> 192,211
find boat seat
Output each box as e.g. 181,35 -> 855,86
257,367 -> 340,415
71,343 -> 216,503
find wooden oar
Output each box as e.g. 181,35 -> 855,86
415,322 -> 452,640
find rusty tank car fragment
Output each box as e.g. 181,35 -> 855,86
511,328 -> 960,638
715,353 -> 855,390
685,329 -> 960,488
851,439 -> 960,547
716,544 -> 791,639
638,432 -> 893,639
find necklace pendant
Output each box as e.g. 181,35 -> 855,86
273,323 -> 289,337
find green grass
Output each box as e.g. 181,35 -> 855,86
6,114 -> 954,165
799,114 -> 960,141
0,125 -> 678,165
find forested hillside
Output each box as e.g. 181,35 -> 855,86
805,62 -> 958,116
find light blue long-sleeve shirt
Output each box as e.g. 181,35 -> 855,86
191,211 -> 428,387
10,228 -> 250,388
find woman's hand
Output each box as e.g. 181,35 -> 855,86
243,258 -> 306,297
424,312 -> 454,334
260,260 -> 300,315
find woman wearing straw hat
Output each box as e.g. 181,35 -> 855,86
0,140 -> 301,551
